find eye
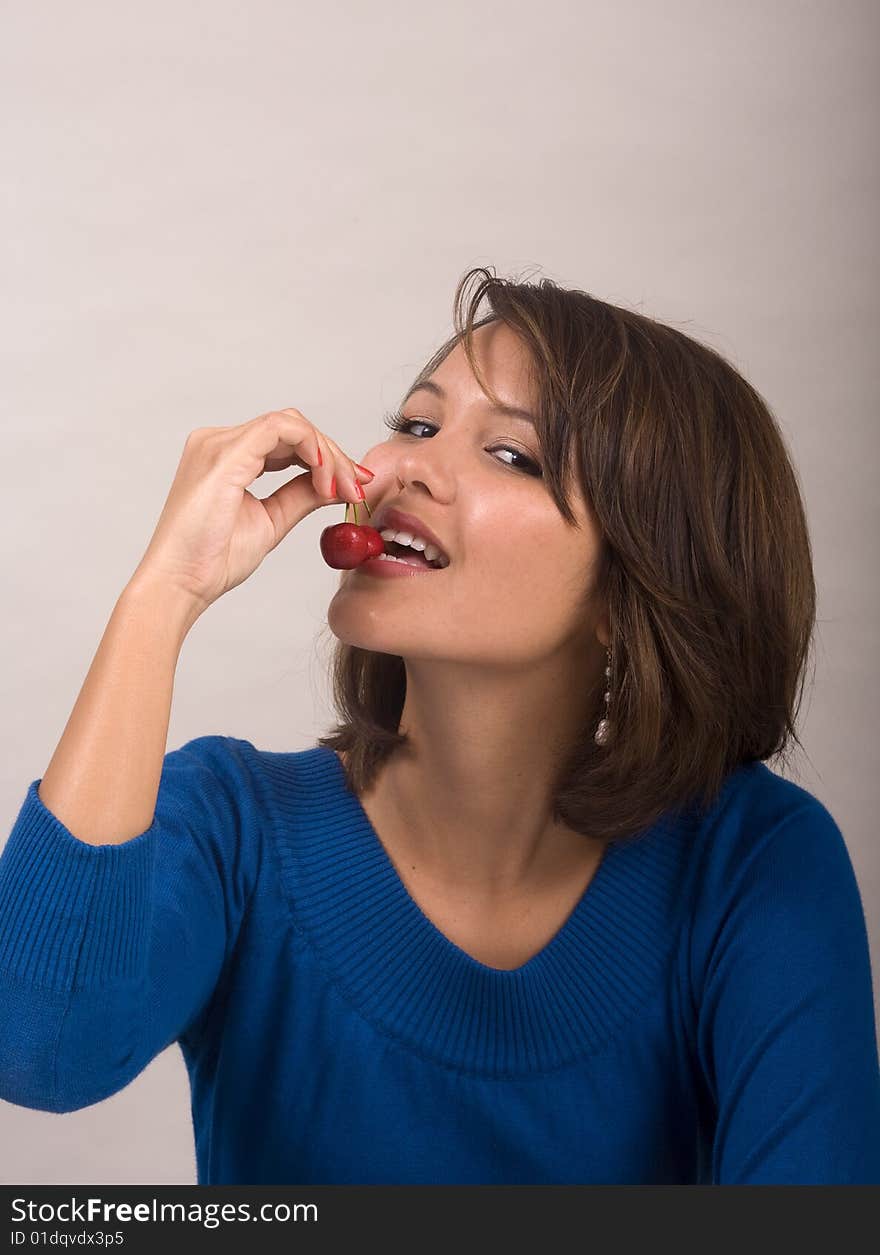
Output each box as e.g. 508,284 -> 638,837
382,410 -> 543,478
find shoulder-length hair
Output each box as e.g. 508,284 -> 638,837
316,266 -> 817,846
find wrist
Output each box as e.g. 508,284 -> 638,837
121,567 -> 207,640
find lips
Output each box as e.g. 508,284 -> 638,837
371,505 -> 451,565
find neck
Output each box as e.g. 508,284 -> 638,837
362,651 -> 603,894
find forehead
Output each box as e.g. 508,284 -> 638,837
432,321 -> 538,405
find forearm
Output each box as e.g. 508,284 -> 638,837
37,572 -> 203,846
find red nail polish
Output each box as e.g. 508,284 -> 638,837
356,464 -> 375,480
317,447 -> 323,466
330,475 -> 337,496
356,482 -> 365,499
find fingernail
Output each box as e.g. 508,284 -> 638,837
356,482 -> 365,499
317,447 -> 323,466
356,464 -> 375,480
330,475 -> 337,496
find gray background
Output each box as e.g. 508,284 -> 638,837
1,0 -> 877,1184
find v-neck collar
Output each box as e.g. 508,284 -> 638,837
337,750 -> 618,975
265,744 -> 699,1078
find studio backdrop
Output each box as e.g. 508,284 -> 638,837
1,0 -> 877,1185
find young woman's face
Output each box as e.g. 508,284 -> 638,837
327,321 -> 608,667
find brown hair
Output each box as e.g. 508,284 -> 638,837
316,265 -> 817,846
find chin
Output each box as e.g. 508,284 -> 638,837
325,601 -> 440,661
326,594 -> 397,649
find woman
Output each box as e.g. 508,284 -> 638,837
1,267 -> 878,1185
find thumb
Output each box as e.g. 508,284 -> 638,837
260,469 -> 341,547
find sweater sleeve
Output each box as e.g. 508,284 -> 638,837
0,734 -> 263,1113
694,799 -> 880,1184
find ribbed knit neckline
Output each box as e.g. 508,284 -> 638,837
262,744 -> 699,1079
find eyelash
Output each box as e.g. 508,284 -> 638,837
382,410 -> 543,477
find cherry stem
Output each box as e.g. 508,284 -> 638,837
343,497 -> 372,525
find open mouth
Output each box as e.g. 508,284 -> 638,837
377,531 -> 450,569
376,537 -> 446,567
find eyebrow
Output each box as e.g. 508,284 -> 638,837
402,379 -> 539,427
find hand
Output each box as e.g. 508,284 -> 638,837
131,408 -> 373,617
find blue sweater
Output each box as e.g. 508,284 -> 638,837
1,737 -> 878,1185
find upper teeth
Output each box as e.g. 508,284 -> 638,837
379,528 -> 449,567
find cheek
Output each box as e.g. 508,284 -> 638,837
466,528 -> 588,622
467,525 -> 553,584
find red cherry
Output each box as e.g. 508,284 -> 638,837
363,527 -> 385,559
320,523 -> 370,568
319,499 -> 384,569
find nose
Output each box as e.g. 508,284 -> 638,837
394,449 -> 456,498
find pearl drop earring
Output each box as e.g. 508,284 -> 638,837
594,645 -> 612,745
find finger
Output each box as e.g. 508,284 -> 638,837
254,410 -> 343,499
258,468 -> 342,547
250,411 -> 370,503
318,432 -> 369,503
272,408 -> 334,493
246,410 -> 332,496
279,409 -> 373,497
